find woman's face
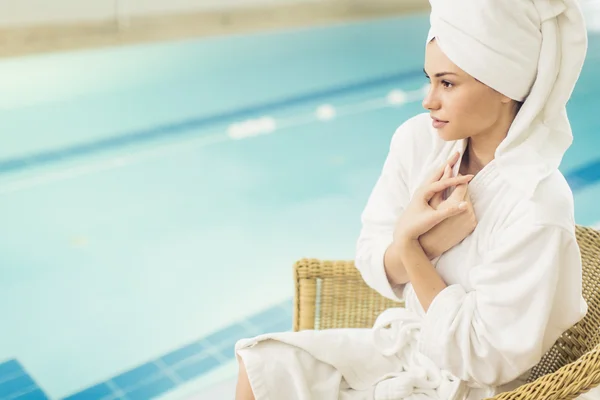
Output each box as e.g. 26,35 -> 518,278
422,39 -> 513,141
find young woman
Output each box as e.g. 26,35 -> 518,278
234,0 -> 589,398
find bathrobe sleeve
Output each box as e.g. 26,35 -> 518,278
355,119 -> 420,302
418,221 -> 587,387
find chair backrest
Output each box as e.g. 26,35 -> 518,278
526,225 -> 600,382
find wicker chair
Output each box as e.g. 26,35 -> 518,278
292,225 -> 600,399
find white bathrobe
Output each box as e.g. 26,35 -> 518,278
236,0 -> 590,398
235,113 -> 588,400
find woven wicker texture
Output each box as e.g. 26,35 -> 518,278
292,225 -> 600,399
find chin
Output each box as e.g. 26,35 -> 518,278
435,128 -> 458,142
435,126 -> 468,142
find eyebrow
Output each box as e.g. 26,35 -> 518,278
423,68 -> 458,78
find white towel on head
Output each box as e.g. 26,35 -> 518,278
427,0 -> 588,198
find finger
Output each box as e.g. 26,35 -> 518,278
448,182 -> 468,202
428,162 -> 449,184
444,163 -> 452,179
437,182 -> 466,211
433,201 -> 469,224
431,164 -> 452,206
437,164 -> 453,202
447,151 -> 460,170
424,175 -> 474,201
427,152 -> 460,184
442,164 -> 455,198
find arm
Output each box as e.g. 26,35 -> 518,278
383,242 -> 410,290
385,183 -> 474,311
395,238 -> 447,312
355,126 -> 414,301
356,120 -> 468,301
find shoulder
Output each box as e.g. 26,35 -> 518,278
387,113 -> 457,191
506,170 -> 576,233
530,170 -> 576,231
489,171 -> 577,253
390,112 -> 434,150
388,113 -> 437,169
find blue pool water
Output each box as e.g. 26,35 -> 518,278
1,11 -> 599,400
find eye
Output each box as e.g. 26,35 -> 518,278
442,80 -> 453,88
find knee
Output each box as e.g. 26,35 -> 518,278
237,355 -> 250,382
236,355 -> 255,400
237,354 -> 246,373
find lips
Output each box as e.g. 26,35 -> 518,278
431,116 -> 449,129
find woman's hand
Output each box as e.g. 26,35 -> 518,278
419,152 -> 478,259
429,151 -> 461,208
393,162 -> 474,244
420,184 -> 477,259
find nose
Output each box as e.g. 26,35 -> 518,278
422,84 -> 440,111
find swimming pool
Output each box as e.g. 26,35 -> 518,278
1,10 -> 599,400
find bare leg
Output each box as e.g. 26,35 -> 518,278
235,355 -> 256,400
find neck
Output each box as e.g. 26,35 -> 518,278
462,104 -> 519,175
463,135 -> 502,174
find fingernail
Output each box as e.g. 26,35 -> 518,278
459,202 -> 468,210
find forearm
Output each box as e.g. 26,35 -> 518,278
418,232 -> 440,260
397,239 -> 447,312
384,242 -> 410,290
384,238 -> 438,290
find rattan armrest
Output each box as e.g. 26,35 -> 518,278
293,258 -> 401,331
487,342 -> 600,399
292,244 -> 600,400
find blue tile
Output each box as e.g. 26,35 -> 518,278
219,342 -> 238,361
577,161 -> 600,179
0,360 -> 23,381
566,161 -> 600,190
112,363 -> 162,391
0,374 -> 35,398
566,175 -> 587,191
124,377 -> 175,400
247,306 -> 288,328
204,323 -> 251,347
15,389 -> 48,400
63,382 -> 114,400
160,342 -> 206,367
175,355 -> 221,381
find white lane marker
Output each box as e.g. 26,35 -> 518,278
316,104 -> 336,121
227,116 -> 277,140
0,89 -> 426,194
386,89 -> 407,105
